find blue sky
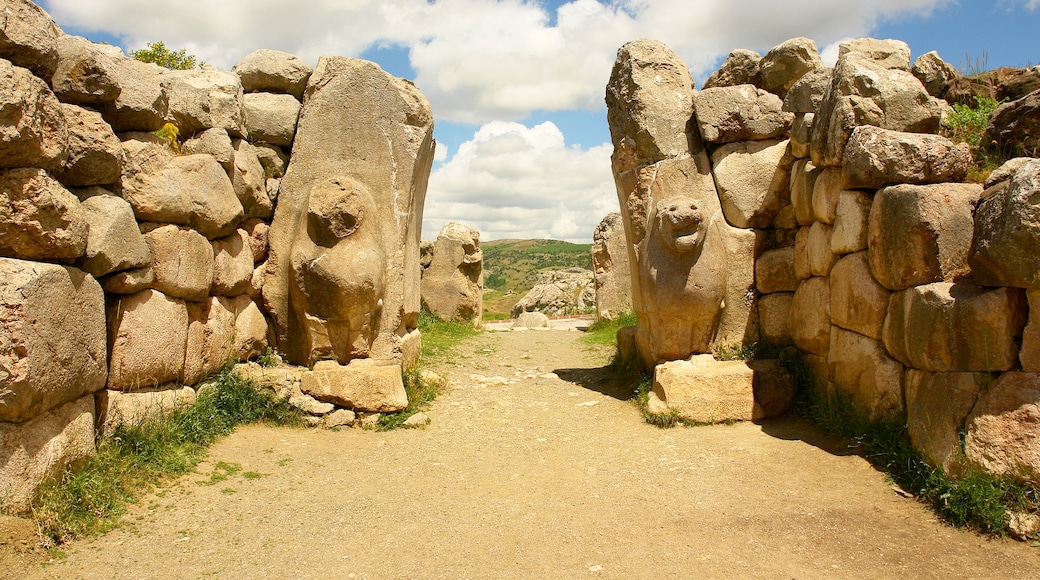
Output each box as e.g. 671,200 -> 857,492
42,0 -> 1040,242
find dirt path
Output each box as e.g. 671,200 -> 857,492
10,327 -> 1040,578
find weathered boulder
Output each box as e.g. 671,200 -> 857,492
96,386 -> 195,434
811,38 -> 943,167
0,0 -> 62,79
758,292 -> 793,346
231,295 -> 269,360
77,194 -> 151,277
906,370 -> 986,472
265,57 -> 434,367
793,226 -> 811,281
605,39 -> 695,173
119,135 -> 244,238
181,296 -> 236,385
912,51 -> 958,98
755,247 -> 797,294
591,212 -> 632,320
842,126 -> 970,189
1024,290 -> 1040,372
241,218 -> 269,263
710,138 -> 791,228
806,221 -> 836,277
210,228 -> 253,296
811,167 -> 842,224
0,167 -> 87,262
51,35 -> 122,105
693,85 -> 792,143
143,224 -> 214,302
301,359 -> 407,412
231,138 -> 272,219
703,49 -> 761,89
98,57 -> 168,133
233,49 -> 313,100
867,182 -> 980,291
421,221 -> 482,324
649,355 -> 792,423
511,268 -> 593,318
0,58 -> 67,172
253,143 -> 288,178
829,252 -> 889,340
789,159 -> 821,226
789,277 -> 830,356
985,89 -> 1040,154
830,189 -> 872,255
965,372 -> 1040,483
758,37 -> 824,98
0,259 -> 107,423
513,311 -> 550,329
162,68 -> 245,137
969,159 -> 1040,288
828,326 -> 904,419
182,128 -> 234,173
0,395 -> 94,515
883,283 -> 1026,372
783,68 -> 830,113
102,266 -> 153,295
790,113 -> 813,158
243,92 -> 300,147
106,289 -> 188,390
57,103 -> 123,187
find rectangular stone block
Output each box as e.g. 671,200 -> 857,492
301,359 -> 407,413
650,355 -> 793,423
829,327 -> 904,419
905,370 -> 987,473
95,386 -> 196,436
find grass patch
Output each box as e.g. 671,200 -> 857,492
581,311 -> 637,347
781,349 -> 1039,536
30,366 -> 301,547
373,369 -> 442,431
940,95 -> 1006,183
418,310 -> 479,360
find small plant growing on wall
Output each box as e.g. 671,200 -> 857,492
131,41 -> 203,70
152,122 -> 180,152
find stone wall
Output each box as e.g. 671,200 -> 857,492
0,0 -> 432,513
607,37 -> 1040,484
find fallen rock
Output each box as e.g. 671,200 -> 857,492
0,167 -> 87,262
325,408 -> 356,427
289,393 -> 334,416
841,126 -> 971,189
233,49 -> 313,99
651,355 -> 792,423
301,359 -> 407,413
0,58 -> 67,172
77,194 -> 151,277
513,311 -> 551,329
403,412 -> 429,427
511,268 -> 593,318
965,372 -> 1040,483
693,85 -> 792,143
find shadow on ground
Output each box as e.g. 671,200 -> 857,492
553,365 -> 638,400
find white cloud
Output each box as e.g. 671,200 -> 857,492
42,0 -> 949,124
423,121 -> 617,242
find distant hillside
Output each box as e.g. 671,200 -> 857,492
481,239 -> 593,319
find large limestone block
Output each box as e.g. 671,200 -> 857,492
783,68 -> 831,113
912,51 -> 958,98
119,135 -> 244,238
883,283 -> 1026,372
710,138 -> 791,228
107,289 -> 188,390
420,221 -> 483,325
790,113 -> 813,158
182,296 -> 237,385
231,139 -> 272,220
231,295 -> 269,361
243,92 -> 300,147
0,167 -> 88,262
703,49 -> 761,89
211,229 -> 253,297
265,57 -> 434,365
650,355 -> 792,423
1024,290 -> 1040,372
811,40 -> 943,168
758,292 -> 793,346
513,311 -> 550,329
0,58 -> 67,172
965,372 -> 1040,483
182,128 -> 234,174
78,194 -> 151,277
842,126 -> 970,189
162,68 -> 245,137
0,259 -> 107,423
755,247 -> 797,294
253,143 -> 288,178
984,89 -> 1040,154
301,359 -> 407,412
692,85 -> 792,143
242,217 -> 269,263
143,224 -> 214,302
811,167 -> 842,224
789,159 -> 820,226
57,103 -> 123,187
793,226 -> 811,280
99,57 -> 168,132
758,37 -> 824,98
591,212 -> 632,320
806,221 -> 836,277
837,38 -> 911,71
102,266 -> 154,295
605,39 -> 695,172
906,370 -> 987,472
96,386 -> 195,434
829,252 -> 889,340
830,189 -> 872,255
0,395 -> 94,515
51,35 -> 121,105
0,0 -> 62,79
233,49 -> 313,99
969,159 -> 1040,288
867,182 -> 980,291
828,327 -> 904,419
789,276 -> 830,356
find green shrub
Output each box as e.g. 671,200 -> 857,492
940,96 -> 1005,182
131,41 -> 202,70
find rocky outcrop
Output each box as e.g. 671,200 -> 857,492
420,221 -> 483,325
511,268 -> 594,318
591,212 -> 632,320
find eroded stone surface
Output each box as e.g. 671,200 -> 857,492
106,289 -> 188,390
965,372 -> 1040,483
301,359 -> 407,413
591,212 -> 632,320
906,370 -> 986,472
421,221 -> 482,325
0,167 -> 87,262
970,159 -> 1040,289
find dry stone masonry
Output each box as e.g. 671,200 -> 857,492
606,36 -> 1040,488
0,0 -> 434,513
